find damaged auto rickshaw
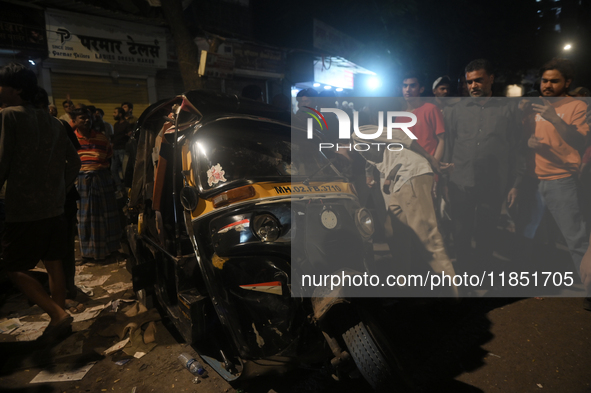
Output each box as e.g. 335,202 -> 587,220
125,91 -> 405,391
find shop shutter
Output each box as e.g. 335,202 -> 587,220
51,73 -> 150,120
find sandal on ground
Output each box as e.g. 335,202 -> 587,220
37,316 -> 73,344
65,299 -> 86,314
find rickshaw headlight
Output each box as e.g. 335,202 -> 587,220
355,208 -> 374,239
252,214 -> 281,242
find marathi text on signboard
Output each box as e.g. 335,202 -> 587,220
45,9 -> 167,68
0,3 -> 47,53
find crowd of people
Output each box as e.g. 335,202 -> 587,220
0,63 -> 138,342
1,55 -> 591,345
297,57 -> 591,305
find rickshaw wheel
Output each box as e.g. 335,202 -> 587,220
342,321 -> 398,392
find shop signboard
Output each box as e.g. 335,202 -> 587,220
0,3 -> 47,53
45,9 -> 167,68
232,42 -> 284,74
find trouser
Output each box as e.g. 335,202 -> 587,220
111,149 -> 126,193
385,174 -> 457,296
63,201 -> 78,299
538,176 -> 589,278
449,181 -> 504,273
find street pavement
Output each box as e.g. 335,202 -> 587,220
0,245 -> 590,393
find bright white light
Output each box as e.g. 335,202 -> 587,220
564,44 -> 572,50
291,89 -> 300,97
324,85 -> 332,90
313,83 -> 320,87
196,142 -> 207,157
367,77 -> 381,90
336,88 -> 343,92
28,60 -> 35,66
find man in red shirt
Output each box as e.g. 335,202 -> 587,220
401,72 -> 446,161
383,72 -> 447,195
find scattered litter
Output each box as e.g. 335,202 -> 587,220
131,387 -> 137,393
0,318 -> 22,334
133,352 -> 146,359
114,379 -> 120,383
30,361 -> 96,383
79,275 -> 110,288
30,267 -> 47,273
72,305 -> 105,323
103,282 -> 133,294
78,285 -> 94,297
115,359 -> 131,366
74,274 -> 93,284
488,353 -> 501,358
537,383 -> 543,388
111,270 -> 119,273
192,377 -> 201,384
139,364 -> 148,371
12,321 -> 50,341
105,298 -> 136,313
103,338 -> 131,356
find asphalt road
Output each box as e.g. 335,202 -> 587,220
0,249 -> 590,393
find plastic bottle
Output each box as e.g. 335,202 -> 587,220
178,353 -> 207,376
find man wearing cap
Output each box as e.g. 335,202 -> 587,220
433,76 -> 451,99
527,58 -> 589,284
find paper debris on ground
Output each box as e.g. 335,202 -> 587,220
77,285 -> 94,297
133,352 -> 146,359
78,275 -> 110,287
71,305 -> 105,323
0,318 -> 22,334
103,282 -> 133,294
75,265 -> 86,275
30,361 -> 97,383
103,337 -> 130,355
12,321 -> 50,341
105,298 -> 136,313
74,274 -> 93,284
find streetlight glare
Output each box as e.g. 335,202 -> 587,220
367,76 -> 381,90
564,44 -> 572,50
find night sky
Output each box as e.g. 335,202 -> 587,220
249,0 -> 591,92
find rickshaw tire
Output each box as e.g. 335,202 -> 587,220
343,321 -> 396,392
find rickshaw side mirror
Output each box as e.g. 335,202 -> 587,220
180,186 -> 200,211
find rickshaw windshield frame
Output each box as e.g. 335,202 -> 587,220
191,117 -> 342,197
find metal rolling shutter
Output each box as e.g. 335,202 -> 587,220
51,73 -> 150,119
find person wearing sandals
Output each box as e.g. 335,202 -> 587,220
72,107 -> 122,261
34,87 -> 85,315
0,63 -> 81,342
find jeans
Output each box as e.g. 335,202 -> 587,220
111,149 -> 126,193
538,176 -> 589,277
